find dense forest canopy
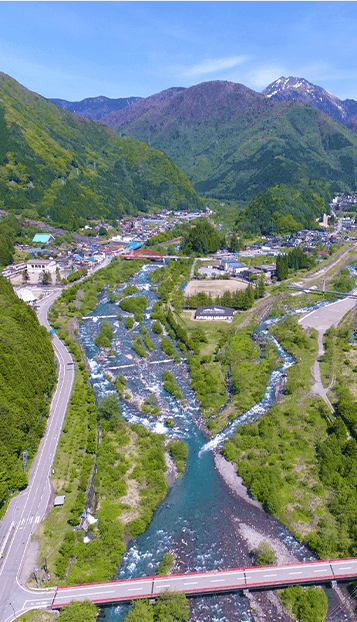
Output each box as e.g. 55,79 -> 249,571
0,73 -> 202,228
180,218 -> 222,255
235,182 -> 328,235
0,277 -> 56,514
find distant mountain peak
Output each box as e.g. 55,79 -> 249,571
262,76 -> 347,122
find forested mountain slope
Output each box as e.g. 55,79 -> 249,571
0,73 -> 202,227
0,276 -> 56,514
103,80 -> 357,203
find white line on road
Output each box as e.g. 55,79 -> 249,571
156,585 -> 170,589
183,582 -> 198,585
262,574 -> 277,578
337,567 -> 352,571
128,588 -> 144,592
210,579 -> 226,583
288,572 -> 302,575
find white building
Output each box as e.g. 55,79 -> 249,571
27,259 -> 57,283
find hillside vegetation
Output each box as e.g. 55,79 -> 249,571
0,277 -> 56,515
105,80 -> 357,204
0,73 -> 202,228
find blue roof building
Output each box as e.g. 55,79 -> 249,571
32,234 -> 54,244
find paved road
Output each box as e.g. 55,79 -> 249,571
41,558 -> 357,608
0,289 -> 74,622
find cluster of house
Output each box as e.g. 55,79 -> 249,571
235,228 -> 345,259
332,193 -> 357,208
115,208 -> 211,242
2,233 -> 109,285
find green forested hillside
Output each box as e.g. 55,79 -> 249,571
0,277 -> 56,514
107,81 -> 357,203
0,73 -> 202,227
235,182 -> 328,234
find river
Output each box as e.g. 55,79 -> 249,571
78,263 -> 353,622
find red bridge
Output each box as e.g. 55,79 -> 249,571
123,249 -> 164,261
50,558 -> 357,608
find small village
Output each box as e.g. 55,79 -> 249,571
1,198 -> 356,308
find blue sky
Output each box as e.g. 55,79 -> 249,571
1,2 -> 357,101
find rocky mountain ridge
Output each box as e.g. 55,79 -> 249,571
263,76 -> 357,132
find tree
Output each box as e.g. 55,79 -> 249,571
40,270 -> 52,285
22,269 -> 29,283
155,591 -> 190,621
125,600 -> 154,622
59,600 -> 98,622
276,254 -> 288,281
97,394 -> 122,426
253,540 -> 277,566
257,271 -> 265,298
181,218 -> 221,255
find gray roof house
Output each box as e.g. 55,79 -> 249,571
195,305 -> 235,322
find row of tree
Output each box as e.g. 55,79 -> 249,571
0,277 -> 56,514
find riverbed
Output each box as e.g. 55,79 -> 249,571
78,263 -> 354,622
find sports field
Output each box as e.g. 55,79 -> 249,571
184,279 -> 247,297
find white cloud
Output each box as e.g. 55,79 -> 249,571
181,56 -> 249,79
246,64 -> 287,90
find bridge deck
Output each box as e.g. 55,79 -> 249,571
52,558 -> 357,607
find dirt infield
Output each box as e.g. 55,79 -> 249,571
184,278 -> 247,297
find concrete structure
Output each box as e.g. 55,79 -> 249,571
220,259 -> 246,275
45,557 -> 357,609
54,495 -> 65,507
195,305 -> 234,321
15,288 -> 37,304
1,262 -> 27,282
26,259 -> 57,283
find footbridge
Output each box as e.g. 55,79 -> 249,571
45,558 -> 357,609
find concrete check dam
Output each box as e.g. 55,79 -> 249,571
41,558 -> 357,608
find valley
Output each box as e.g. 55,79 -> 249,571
2,68 -> 357,622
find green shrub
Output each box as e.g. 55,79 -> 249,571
125,317 -> 134,330
161,336 -> 176,358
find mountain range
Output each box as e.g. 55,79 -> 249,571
0,72 -> 202,227
51,76 -> 357,135
2,71 -> 357,233
91,79 -> 357,204
48,95 -> 142,122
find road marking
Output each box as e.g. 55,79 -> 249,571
35,516 -> 41,523
337,567 -> 352,571
156,585 -> 171,588
314,569 -> 329,573
288,572 -> 302,575
263,574 -> 277,578
183,582 -> 198,585
128,588 -> 144,592
210,579 -> 225,583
